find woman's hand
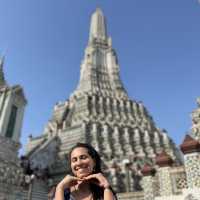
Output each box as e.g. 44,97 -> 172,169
84,173 -> 115,200
57,175 -> 83,190
84,173 -> 110,189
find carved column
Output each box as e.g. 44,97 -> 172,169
141,164 -> 156,200
113,99 -> 120,120
153,131 -> 162,154
102,124 -> 112,158
106,97 -> 112,120
133,128 -> 145,157
109,166 -> 118,191
113,126 -> 123,157
126,101 -> 134,122
98,96 -> 104,118
156,151 -> 174,197
119,100 -> 127,120
122,159 -> 132,192
132,102 -> 140,122
92,95 -> 97,117
91,123 -> 100,152
144,130 -> 154,158
123,127 -> 132,155
180,135 -> 200,189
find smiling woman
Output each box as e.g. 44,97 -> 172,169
55,143 -> 116,200
70,147 -> 96,179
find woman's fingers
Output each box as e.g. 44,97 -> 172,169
84,174 -> 97,179
70,176 -> 84,186
59,173 -> 111,189
59,175 -> 84,189
84,173 -> 110,188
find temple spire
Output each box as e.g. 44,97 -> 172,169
89,8 -> 107,43
74,8 -> 128,99
0,56 -> 6,87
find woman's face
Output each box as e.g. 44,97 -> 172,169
70,147 -> 95,178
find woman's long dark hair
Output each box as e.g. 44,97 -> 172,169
68,143 -> 116,200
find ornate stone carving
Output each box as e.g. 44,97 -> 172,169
180,135 -> 200,154
156,151 -> 174,167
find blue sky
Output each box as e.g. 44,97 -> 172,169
0,0 -> 200,154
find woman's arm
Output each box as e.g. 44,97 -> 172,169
55,184 -> 65,200
84,173 -> 115,200
103,187 -> 116,200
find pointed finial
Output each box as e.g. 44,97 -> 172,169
197,97 -> 200,107
0,55 -> 4,68
89,8 -> 107,43
95,7 -> 103,13
0,55 -> 6,86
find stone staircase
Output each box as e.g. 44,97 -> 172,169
31,179 -> 48,200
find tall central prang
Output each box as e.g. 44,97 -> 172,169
74,8 -> 128,99
26,9 -> 181,192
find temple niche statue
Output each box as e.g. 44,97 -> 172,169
25,8 -> 181,194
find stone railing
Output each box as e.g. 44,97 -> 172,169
118,191 -> 144,200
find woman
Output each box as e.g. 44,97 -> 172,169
55,143 -> 116,200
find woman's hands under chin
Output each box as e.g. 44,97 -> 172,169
57,175 -> 83,190
57,173 -> 111,191
83,173 -> 110,189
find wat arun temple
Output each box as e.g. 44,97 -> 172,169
1,8 -> 200,200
